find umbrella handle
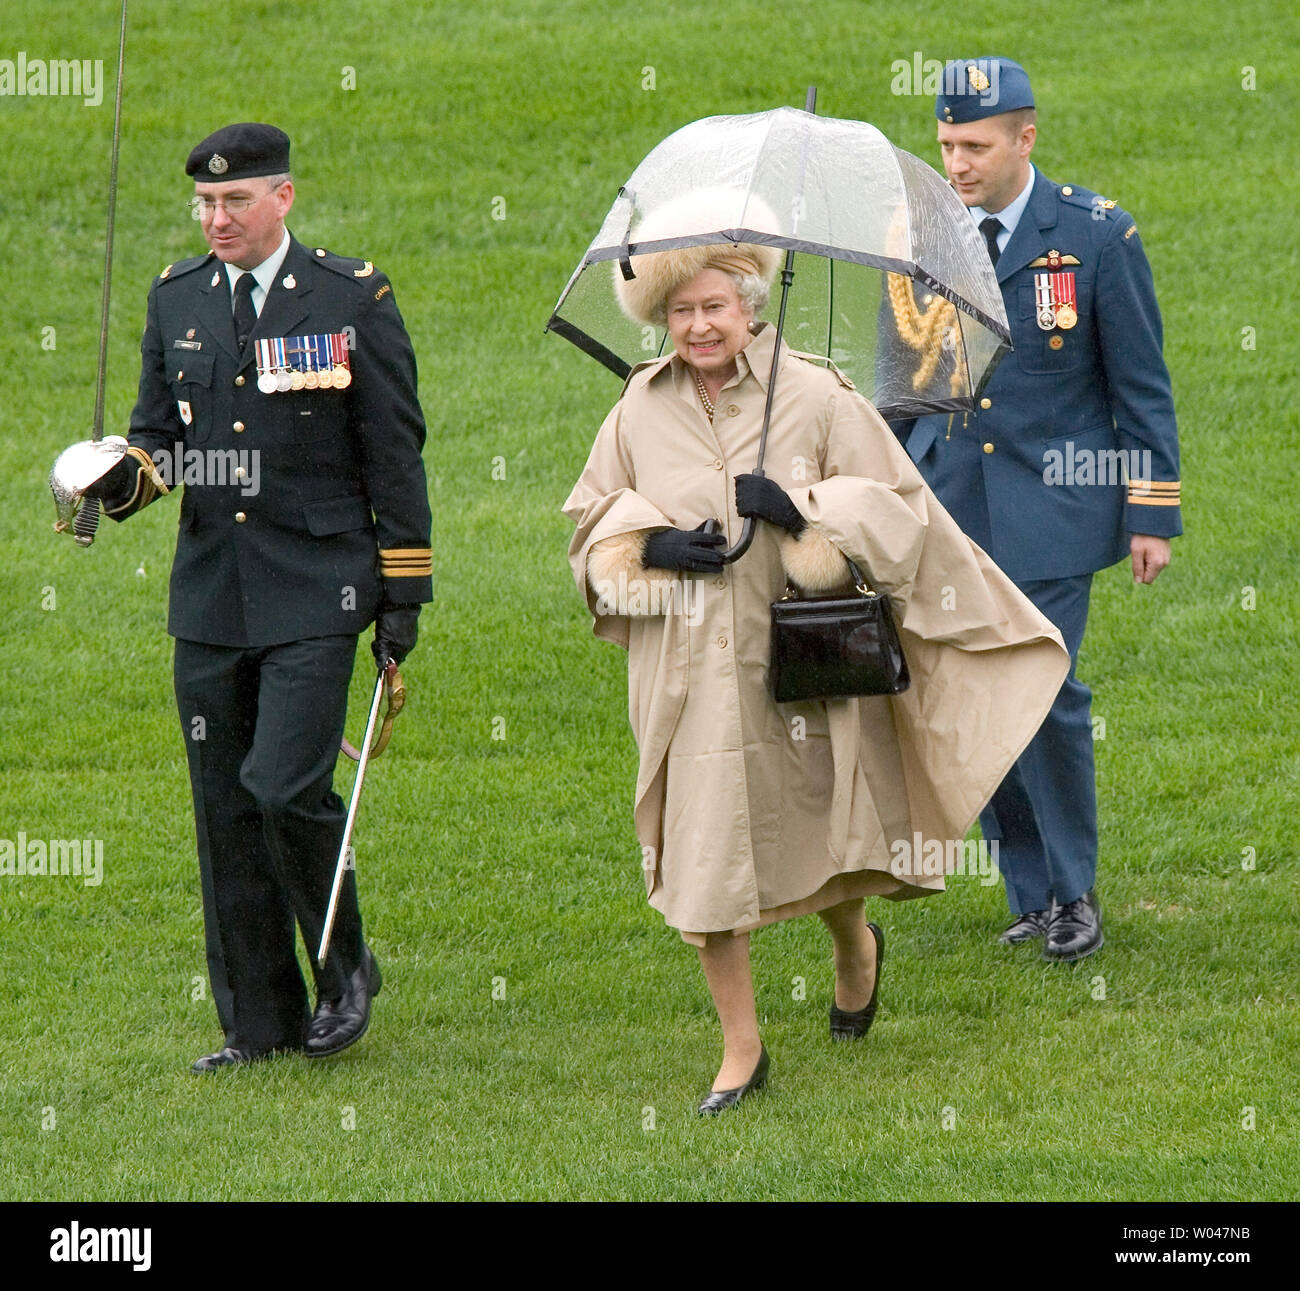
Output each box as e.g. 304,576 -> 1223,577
711,514 -> 757,564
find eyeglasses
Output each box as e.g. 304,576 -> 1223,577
187,186 -> 282,220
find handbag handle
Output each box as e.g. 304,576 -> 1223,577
780,555 -> 876,601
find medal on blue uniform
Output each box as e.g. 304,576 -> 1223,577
1051,272 -> 1078,329
1034,271 -> 1079,332
1034,273 -> 1057,331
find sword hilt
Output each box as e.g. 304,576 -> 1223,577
73,497 -> 101,548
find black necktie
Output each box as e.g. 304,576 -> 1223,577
232,272 -> 257,351
980,216 -> 1003,267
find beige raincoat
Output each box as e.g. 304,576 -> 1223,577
563,323 -> 1070,943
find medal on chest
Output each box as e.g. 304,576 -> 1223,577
1033,267 -> 1079,332
1034,260 -> 1076,332
255,339 -> 278,393
253,333 -> 354,392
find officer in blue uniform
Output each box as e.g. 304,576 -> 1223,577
84,123 -> 433,1065
893,60 -> 1182,959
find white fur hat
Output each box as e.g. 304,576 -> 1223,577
613,188 -> 783,325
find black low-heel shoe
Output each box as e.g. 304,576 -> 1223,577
829,921 -> 884,1040
697,1046 -> 770,1117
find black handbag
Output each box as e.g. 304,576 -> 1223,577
768,558 -> 910,702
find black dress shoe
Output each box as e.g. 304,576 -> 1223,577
1043,890 -> 1104,961
191,1046 -> 263,1073
306,947 -> 382,1058
829,921 -> 884,1040
997,908 -> 1051,945
697,1047 -> 770,1117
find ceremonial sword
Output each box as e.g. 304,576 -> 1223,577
73,0 -> 129,548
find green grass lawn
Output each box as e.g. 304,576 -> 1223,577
1,0 -> 1296,1201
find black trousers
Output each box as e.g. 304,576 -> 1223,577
174,634 -> 365,1054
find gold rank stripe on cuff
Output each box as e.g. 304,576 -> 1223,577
379,547 -> 433,578
1128,480 -> 1181,506
103,445 -> 171,515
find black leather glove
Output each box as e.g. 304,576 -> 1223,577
372,603 -> 420,667
81,454 -> 133,504
734,473 -> 806,535
641,520 -> 726,574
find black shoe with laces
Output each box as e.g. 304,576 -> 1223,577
1042,891 -> 1104,961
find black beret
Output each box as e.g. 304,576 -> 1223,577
186,123 -> 291,182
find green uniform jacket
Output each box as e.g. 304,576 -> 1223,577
104,233 -> 432,646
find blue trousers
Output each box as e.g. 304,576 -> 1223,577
979,575 -> 1098,914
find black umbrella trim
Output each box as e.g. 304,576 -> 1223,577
544,312 -> 634,379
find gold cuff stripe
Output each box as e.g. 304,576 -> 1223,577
379,547 -> 432,577
103,447 -> 169,515
380,548 -> 433,577
1128,479 -> 1181,505
129,445 -> 171,494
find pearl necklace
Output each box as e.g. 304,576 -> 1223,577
694,371 -> 715,420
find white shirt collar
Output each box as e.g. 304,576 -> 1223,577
224,229 -> 291,311
968,164 -> 1036,247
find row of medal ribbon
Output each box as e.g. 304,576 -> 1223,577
255,333 -> 353,393
1034,271 -> 1078,332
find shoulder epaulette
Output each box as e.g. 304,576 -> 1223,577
311,247 -> 381,281
156,252 -> 214,285
1058,184 -> 1127,222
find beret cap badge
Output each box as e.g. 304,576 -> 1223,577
187,124 -> 291,182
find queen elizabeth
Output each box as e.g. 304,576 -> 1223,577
563,204 -> 1070,1115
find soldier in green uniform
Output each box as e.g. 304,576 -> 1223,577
82,123 -> 433,1070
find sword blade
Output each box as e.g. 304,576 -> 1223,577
91,0 -> 128,444
78,0 -> 128,551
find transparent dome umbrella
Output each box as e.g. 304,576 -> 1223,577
546,95 -> 1010,560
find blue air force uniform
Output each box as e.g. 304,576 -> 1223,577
899,61 -> 1182,933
